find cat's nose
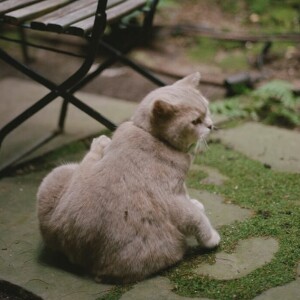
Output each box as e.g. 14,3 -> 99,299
207,124 -> 213,130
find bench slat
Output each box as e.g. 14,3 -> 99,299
68,0 -> 147,36
31,0 -> 97,29
1,0 -> 148,37
107,0 -> 146,23
0,0 -> 42,15
31,0 -> 125,31
4,0 -> 74,24
47,3 -> 98,33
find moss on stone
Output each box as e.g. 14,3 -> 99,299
166,141 -> 300,299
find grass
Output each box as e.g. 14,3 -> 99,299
215,0 -> 299,32
97,286 -> 132,300
157,0 -> 179,8
189,37 -> 249,72
165,141 -> 300,299
217,52 -> 248,72
189,36 -> 298,74
259,6 -> 299,32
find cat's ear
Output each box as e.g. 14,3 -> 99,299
152,100 -> 177,119
174,72 -> 201,89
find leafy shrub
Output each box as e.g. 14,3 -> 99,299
211,80 -> 300,128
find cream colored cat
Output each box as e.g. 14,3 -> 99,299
37,72 -> 220,283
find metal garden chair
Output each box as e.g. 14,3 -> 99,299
0,0 -> 165,174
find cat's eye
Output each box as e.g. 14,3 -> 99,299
192,117 -> 202,125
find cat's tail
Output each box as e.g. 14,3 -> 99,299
37,163 -> 77,226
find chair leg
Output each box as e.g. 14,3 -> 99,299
99,40 -> 166,87
143,0 -> 160,37
61,92 -> 116,131
58,99 -> 69,132
18,27 -> 31,64
57,55 -> 119,132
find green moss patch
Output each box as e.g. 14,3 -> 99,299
166,141 -> 300,299
188,37 -> 248,73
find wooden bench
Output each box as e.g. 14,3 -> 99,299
0,0 -> 165,174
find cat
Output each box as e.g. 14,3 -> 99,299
37,72 -> 220,283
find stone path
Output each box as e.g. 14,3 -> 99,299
254,263 -> 300,300
0,78 -> 300,299
120,277 -> 210,300
213,122 -> 300,173
194,237 -> 279,280
190,164 -> 229,186
188,189 -> 252,228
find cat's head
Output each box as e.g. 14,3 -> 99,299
131,72 -> 213,152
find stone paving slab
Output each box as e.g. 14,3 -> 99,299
194,237 -> 279,280
254,263 -> 300,300
0,78 -> 137,169
212,122 -> 300,173
0,172 -> 113,299
120,277 -> 210,300
188,189 -> 252,228
190,164 -> 229,186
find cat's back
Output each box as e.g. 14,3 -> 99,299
55,121 -> 189,220
100,121 -> 190,183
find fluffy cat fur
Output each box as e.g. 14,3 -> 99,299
37,72 -> 220,283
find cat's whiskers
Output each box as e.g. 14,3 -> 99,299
191,136 -> 209,163
203,138 -> 209,150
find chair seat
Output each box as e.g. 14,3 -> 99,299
0,0 -> 148,36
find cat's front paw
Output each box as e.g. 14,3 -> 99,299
91,135 -> 111,155
203,229 -> 221,249
191,199 -> 205,212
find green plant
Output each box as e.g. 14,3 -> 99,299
211,80 -> 300,128
245,0 -> 271,14
260,7 -> 299,31
158,0 -> 179,8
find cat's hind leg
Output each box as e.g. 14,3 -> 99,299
37,163 -> 77,250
